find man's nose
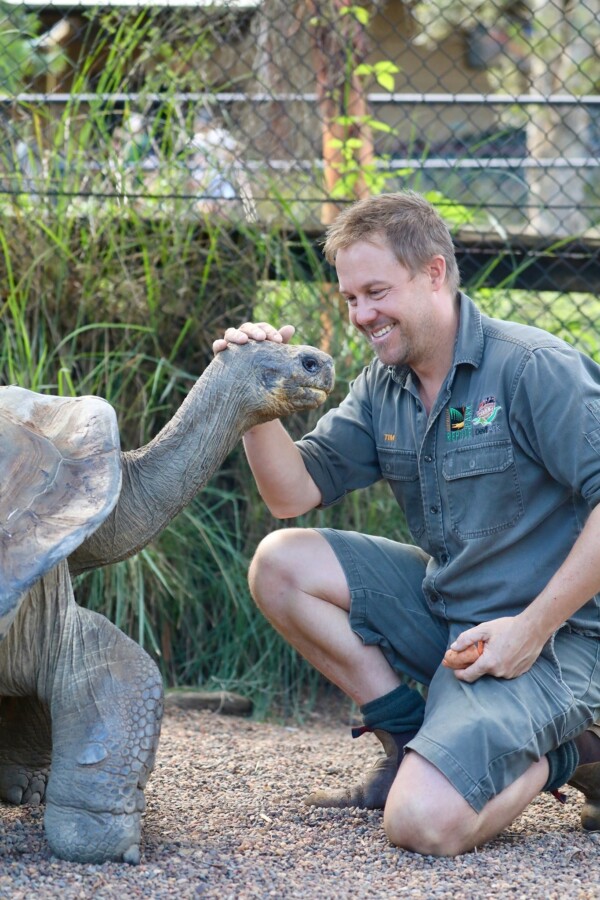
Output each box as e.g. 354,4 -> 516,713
353,298 -> 378,325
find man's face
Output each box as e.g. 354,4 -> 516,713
335,238 -> 439,369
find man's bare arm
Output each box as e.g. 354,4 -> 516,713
213,321 -> 322,518
243,420 -> 322,518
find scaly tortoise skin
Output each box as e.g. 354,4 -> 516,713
0,340 -> 334,864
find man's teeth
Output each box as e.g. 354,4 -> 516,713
372,324 -> 394,338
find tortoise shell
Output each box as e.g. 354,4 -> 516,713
0,387 -> 121,631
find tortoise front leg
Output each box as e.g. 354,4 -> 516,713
44,602 -> 164,864
0,565 -> 163,864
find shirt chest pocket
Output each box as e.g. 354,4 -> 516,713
442,441 -> 524,539
377,448 -> 425,540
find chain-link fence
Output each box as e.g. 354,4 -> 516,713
1,0 -> 600,352
3,0 -> 600,689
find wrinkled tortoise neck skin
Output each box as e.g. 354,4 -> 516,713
70,340 -> 334,574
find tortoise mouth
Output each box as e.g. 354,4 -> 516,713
292,387 -> 328,407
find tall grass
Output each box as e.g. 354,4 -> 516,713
5,219 -> 600,719
2,7 -> 599,717
4,201 -> 600,717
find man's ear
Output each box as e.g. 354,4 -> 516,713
428,255 -> 447,291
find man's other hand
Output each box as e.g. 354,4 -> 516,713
212,322 -> 296,355
448,614 -> 546,683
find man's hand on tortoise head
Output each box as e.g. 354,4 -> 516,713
213,322 -> 296,355
210,327 -> 334,426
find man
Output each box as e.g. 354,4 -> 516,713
213,191 -> 600,856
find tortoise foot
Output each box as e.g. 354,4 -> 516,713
0,696 -> 51,805
45,608 -> 163,864
0,765 -> 48,806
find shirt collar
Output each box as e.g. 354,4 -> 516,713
453,292 -> 484,369
387,291 -> 483,385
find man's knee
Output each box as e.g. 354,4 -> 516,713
383,755 -> 477,856
249,529 -> 290,608
248,528 -> 314,619
384,792 -> 475,857
249,528 -> 350,623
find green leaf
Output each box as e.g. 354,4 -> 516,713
369,120 -> 394,133
330,178 -> 356,198
376,73 -> 396,92
373,61 -> 401,75
333,114 -> 365,126
340,6 -> 370,25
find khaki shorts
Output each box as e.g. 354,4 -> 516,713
318,528 -> 600,812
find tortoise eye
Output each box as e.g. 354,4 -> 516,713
301,355 -> 320,374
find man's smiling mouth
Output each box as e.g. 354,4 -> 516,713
371,323 -> 395,339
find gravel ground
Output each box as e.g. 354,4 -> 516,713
0,702 -> 599,899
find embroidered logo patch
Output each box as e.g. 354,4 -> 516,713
446,405 -> 472,441
448,406 -> 466,430
473,397 -> 501,428
383,433 -> 396,442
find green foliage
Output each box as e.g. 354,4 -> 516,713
328,114 -> 398,199
0,2 -> 53,92
2,1 -> 599,718
339,5 -> 370,27
354,60 -> 401,93
3,194 -> 600,713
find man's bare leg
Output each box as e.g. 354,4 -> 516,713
249,527 -> 401,704
249,527 -> 424,809
384,750 -> 549,856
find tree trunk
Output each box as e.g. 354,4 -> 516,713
306,0 -> 375,225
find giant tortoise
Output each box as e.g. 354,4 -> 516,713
0,339 -> 334,864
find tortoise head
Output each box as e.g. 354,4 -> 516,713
214,340 -> 335,427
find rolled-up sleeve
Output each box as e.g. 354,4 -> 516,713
296,366 -> 382,507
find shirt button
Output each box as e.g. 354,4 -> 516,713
440,553 -> 449,564
430,506 -> 439,514
424,455 -> 433,463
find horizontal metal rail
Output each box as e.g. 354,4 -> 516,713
2,91 -> 600,106
3,156 -> 599,175
253,157 -> 600,171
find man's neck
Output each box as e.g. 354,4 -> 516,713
415,295 -> 461,415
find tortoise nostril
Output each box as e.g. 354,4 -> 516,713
302,355 -> 320,374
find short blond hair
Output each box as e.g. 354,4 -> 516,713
323,191 -> 460,296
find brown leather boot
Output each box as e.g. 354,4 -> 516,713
304,729 -> 416,810
568,724 -> 600,832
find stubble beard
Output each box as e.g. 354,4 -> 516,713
370,330 -> 412,368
